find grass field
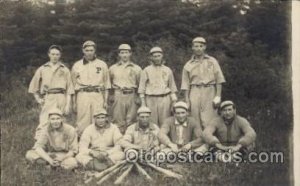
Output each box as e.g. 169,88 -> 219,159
0,79 -> 293,186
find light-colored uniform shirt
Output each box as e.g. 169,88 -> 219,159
33,123 -> 78,154
109,61 -> 142,89
181,54 -> 226,90
71,58 -> 111,91
158,117 -> 203,148
203,115 -> 256,147
121,122 -> 160,150
138,64 -> 177,95
28,62 -> 74,95
79,123 -> 122,155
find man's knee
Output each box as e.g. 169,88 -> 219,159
109,151 -> 125,163
61,157 -> 78,170
25,150 -> 40,162
76,153 -> 92,167
194,144 -> 209,154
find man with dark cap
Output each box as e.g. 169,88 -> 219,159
203,100 -> 256,160
71,41 -> 111,136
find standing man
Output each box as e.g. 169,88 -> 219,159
158,101 -> 207,153
28,45 -> 74,139
76,109 -> 125,171
109,44 -> 142,134
25,108 -> 78,170
138,47 -> 178,127
72,40 -> 111,135
203,101 -> 256,159
181,37 -> 226,129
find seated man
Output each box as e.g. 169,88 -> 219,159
25,108 -> 78,170
158,101 -> 207,153
76,109 -> 125,171
203,100 -> 256,160
120,106 -> 160,154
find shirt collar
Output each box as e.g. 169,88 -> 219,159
94,122 -> 111,131
83,55 -> 97,65
190,54 -> 210,63
135,122 -> 156,131
43,61 -> 65,67
223,116 -> 236,126
175,119 -> 188,127
117,61 -> 134,67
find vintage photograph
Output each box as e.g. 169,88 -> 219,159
0,0 -> 294,185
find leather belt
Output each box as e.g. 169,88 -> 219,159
77,86 -> 105,93
191,84 -> 214,88
45,88 -> 66,94
115,89 -> 136,95
146,92 -> 170,97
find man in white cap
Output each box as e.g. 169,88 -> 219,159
138,46 -> 178,127
203,101 -> 256,159
71,40 -> 111,136
158,101 -> 208,153
120,106 -> 160,153
181,37 -> 225,129
109,44 -> 142,134
25,108 -> 78,170
76,109 -> 124,171
28,45 -> 74,139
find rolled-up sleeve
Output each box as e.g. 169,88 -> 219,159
213,60 -> 226,84
68,128 -> 78,154
181,67 -> 190,90
203,122 -> 220,146
138,69 -> 147,94
168,69 -> 178,93
33,129 -> 48,150
238,120 -> 256,147
113,126 -> 123,146
28,67 -> 42,94
79,128 -> 92,155
66,69 -> 75,95
158,121 -> 172,146
103,64 -> 111,89
189,120 -> 204,148
120,127 -> 134,149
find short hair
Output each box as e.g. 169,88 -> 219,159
48,45 -> 62,53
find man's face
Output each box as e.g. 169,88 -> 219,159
119,50 -> 131,62
221,105 -> 236,120
94,115 -> 108,128
192,42 -> 206,56
83,46 -> 96,60
138,113 -> 151,128
174,108 -> 188,123
48,48 -> 61,63
151,52 -> 163,65
49,114 -> 63,129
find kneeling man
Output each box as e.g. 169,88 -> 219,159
203,101 -> 256,160
25,108 -> 78,170
120,106 -> 160,154
76,109 -> 124,171
158,101 -> 207,153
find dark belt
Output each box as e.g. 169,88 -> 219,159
115,89 -> 136,95
146,92 -> 170,97
78,87 -> 104,93
191,84 -> 214,88
45,89 -> 66,94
